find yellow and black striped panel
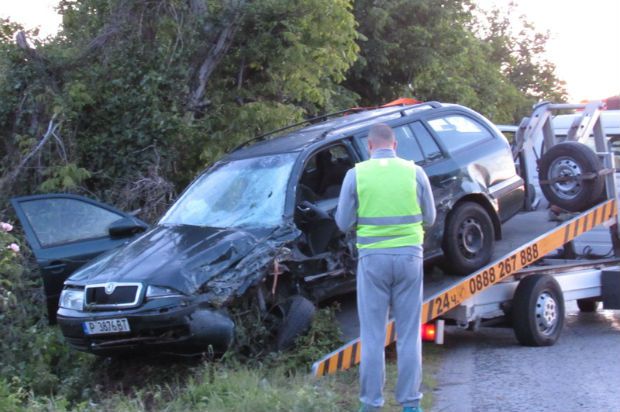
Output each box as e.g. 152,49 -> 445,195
312,199 -> 617,377
422,198 -> 617,323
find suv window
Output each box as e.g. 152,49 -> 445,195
410,122 -> 442,161
394,125 -> 424,163
358,124 -> 439,164
428,115 -> 493,152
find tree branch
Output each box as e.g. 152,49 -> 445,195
187,1 -> 246,116
0,116 -> 61,192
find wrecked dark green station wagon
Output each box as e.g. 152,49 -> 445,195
13,101 -> 524,354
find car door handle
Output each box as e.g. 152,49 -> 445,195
45,262 -> 67,274
440,176 -> 457,185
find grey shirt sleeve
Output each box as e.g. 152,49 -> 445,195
335,168 -> 358,232
415,165 -> 436,227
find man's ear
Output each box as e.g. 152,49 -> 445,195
392,140 -> 398,151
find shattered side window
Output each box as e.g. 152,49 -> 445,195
161,153 -> 297,228
20,198 -> 124,247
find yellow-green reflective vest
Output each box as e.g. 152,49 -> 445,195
355,157 -> 423,249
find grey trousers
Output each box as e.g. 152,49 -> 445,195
357,253 -> 423,408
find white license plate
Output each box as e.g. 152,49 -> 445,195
83,318 -> 131,335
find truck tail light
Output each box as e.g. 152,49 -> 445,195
422,323 -> 436,341
422,320 -> 445,344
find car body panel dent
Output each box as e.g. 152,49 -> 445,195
69,223 -> 301,307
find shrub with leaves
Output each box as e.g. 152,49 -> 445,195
0,221 -> 22,313
0,221 -> 95,401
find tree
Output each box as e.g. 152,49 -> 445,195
344,0 -> 565,123
476,3 -> 568,105
0,0 -> 358,219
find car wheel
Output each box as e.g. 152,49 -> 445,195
442,201 -> 495,276
276,295 -> 316,350
538,142 -> 604,212
512,274 -> 565,346
576,298 -> 599,312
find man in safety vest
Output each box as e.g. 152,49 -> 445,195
335,123 -> 436,412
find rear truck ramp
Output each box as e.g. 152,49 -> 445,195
312,101 -> 620,377
312,199 -> 618,377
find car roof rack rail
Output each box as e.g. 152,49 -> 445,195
231,108 -> 366,152
230,101 -> 443,152
322,101 -> 442,139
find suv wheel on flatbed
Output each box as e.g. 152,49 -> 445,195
539,142 -> 604,212
442,201 -> 494,276
512,274 -> 565,346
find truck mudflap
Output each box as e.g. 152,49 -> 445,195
312,198 -> 617,377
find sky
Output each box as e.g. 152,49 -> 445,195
1,0 -> 619,102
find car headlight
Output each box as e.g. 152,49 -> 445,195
59,288 -> 84,310
146,285 -> 183,299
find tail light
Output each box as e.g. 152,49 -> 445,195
421,320 -> 445,344
422,323 -> 436,341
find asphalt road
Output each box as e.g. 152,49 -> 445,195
432,301 -> 620,412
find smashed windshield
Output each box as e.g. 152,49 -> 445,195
161,153 -> 296,228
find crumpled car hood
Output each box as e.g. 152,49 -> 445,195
67,223 -> 300,305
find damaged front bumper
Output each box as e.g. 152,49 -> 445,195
57,296 -> 235,355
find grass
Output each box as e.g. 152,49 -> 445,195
1,342 -> 444,412
323,342 -> 444,411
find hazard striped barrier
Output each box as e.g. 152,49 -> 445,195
312,199 -> 618,377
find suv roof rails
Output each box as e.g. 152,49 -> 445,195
231,108 -> 365,152
230,101 -> 443,152
322,101 -> 442,139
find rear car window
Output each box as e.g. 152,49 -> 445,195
428,115 -> 493,152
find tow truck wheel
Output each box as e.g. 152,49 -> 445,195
442,202 -> 495,276
539,142 -> 604,212
513,274 -> 565,346
276,295 -> 316,350
576,298 -> 599,312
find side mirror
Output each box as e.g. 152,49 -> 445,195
108,217 -> 148,237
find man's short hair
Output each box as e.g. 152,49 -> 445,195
368,123 -> 395,145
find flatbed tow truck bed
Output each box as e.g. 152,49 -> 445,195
424,209 -> 558,299
312,101 -> 620,377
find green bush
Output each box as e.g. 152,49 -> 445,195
0,221 -> 96,402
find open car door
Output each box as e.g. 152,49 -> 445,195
11,194 -> 148,323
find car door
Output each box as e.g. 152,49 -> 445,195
352,121 -> 461,255
11,194 -> 148,323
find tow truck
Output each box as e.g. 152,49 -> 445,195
312,101 -> 620,377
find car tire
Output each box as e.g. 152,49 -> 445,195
442,202 -> 495,276
576,298 -> 599,312
276,295 -> 316,350
538,142 -> 604,212
512,274 -> 565,346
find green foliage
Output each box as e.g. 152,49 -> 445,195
38,163 -> 91,192
0,220 -> 96,404
344,0 -> 565,123
0,0 -> 359,218
277,305 -> 344,372
0,379 -> 24,412
478,4 -> 568,105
